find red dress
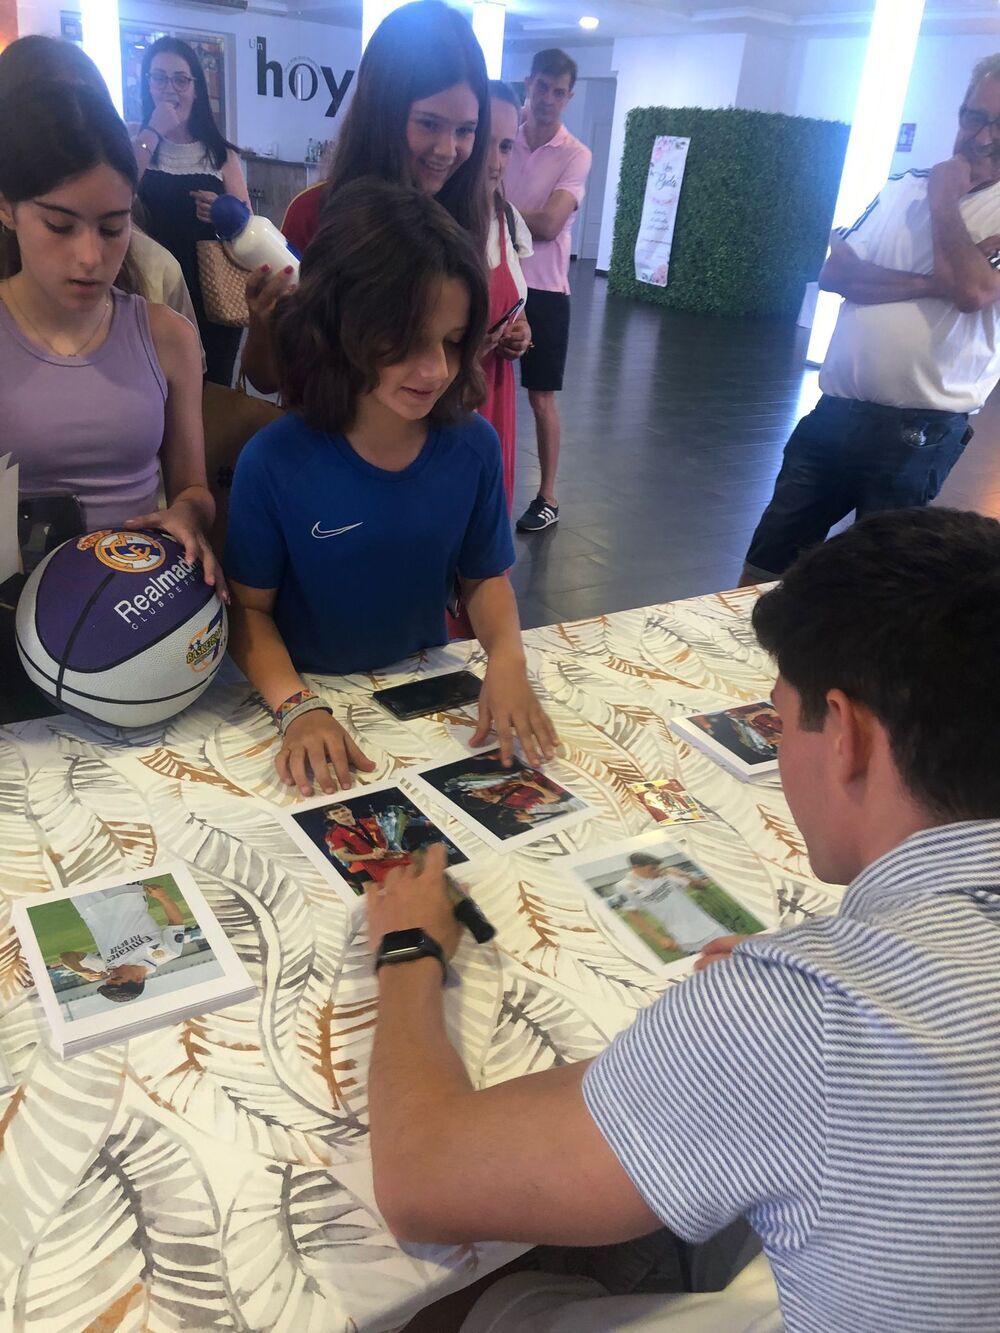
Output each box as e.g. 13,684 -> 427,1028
480,212 -> 520,513
445,213 -> 521,640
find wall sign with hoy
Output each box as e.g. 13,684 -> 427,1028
634,135 -> 691,288
255,38 -> 354,118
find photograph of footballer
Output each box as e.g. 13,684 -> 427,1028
628,778 -> 708,826
567,834 -> 765,971
30,873 -> 216,1018
12,862 -> 256,1057
411,749 -> 592,850
278,782 -> 468,899
670,700 -> 782,779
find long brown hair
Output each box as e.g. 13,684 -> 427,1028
322,1 -> 491,251
0,38 -> 146,296
275,179 -> 488,434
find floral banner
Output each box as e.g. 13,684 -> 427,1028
634,135 -> 690,287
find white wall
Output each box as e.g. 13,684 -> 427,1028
16,0 -> 360,162
501,41 -> 613,83
596,32 -> 746,269
790,35 -> 866,125
891,34 -> 1000,174
735,33 -> 798,115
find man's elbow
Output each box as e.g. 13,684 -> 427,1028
374,1173 -> 469,1244
532,217 -> 560,243
817,264 -> 844,296
953,283 -> 1000,313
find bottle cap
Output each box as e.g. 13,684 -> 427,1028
210,194 -> 252,240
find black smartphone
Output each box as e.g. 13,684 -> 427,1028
486,298 -> 525,338
18,494 -> 85,574
373,670 -> 482,720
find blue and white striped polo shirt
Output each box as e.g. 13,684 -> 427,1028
583,821 -> 1000,1332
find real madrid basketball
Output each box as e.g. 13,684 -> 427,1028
15,531 -> 228,727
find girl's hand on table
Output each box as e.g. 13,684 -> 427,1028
278,710 -> 375,796
472,651 -> 558,767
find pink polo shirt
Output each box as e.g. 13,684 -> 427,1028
505,123 -> 592,295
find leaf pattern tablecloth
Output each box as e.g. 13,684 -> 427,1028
0,591 -> 842,1332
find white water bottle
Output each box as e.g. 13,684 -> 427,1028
210,195 -> 300,275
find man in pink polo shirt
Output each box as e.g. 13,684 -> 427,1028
505,49 -> 592,533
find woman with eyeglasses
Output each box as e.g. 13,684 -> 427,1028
133,36 -> 250,385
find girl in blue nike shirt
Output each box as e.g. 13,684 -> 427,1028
224,180 -> 556,796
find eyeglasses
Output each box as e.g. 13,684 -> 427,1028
958,105 -> 1000,138
149,71 -> 194,92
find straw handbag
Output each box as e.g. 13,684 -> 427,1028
196,240 -> 250,327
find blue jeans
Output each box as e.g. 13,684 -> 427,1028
744,395 -> 971,578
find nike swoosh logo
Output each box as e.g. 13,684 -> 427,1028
311,521 -> 363,539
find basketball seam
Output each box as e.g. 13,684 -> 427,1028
15,628 -> 224,706
54,569 -> 117,703
39,580 -> 216,675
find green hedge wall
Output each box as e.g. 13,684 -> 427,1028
608,106 -> 849,318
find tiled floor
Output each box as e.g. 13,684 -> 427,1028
509,263 -> 1000,629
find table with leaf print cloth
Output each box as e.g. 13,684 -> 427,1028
0,589 -> 842,1333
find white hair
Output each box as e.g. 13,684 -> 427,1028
966,54 -> 1000,104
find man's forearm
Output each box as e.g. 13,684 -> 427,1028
519,208 -> 555,242
929,194 -> 1000,312
820,256 -> 939,305
369,962 -> 473,1182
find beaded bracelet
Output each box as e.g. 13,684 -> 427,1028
273,689 -> 332,736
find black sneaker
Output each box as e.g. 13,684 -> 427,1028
516,495 -> 559,532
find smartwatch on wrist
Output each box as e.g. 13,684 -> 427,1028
375,929 -> 447,984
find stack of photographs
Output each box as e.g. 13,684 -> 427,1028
12,863 -> 256,1058
670,701 -> 782,780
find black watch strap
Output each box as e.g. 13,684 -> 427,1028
375,928 -> 447,984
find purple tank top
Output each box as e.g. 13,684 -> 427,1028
0,288 -> 167,530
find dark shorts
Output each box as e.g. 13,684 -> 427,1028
520,289 -> 571,393
744,395 -> 971,579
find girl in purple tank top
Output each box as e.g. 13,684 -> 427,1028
0,82 -> 222,593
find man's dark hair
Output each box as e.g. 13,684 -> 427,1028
97,979 -> 145,1003
752,508 -> 1000,821
629,852 -> 662,869
275,179 -> 488,434
530,48 -> 578,89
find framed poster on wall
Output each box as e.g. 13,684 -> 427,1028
119,24 -> 229,137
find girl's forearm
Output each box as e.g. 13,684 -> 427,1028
462,575 -> 524,660
227,601 -> 306,711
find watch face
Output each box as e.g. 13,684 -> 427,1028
381,928 -> 427,954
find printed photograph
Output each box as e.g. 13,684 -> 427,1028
25,872 -> 224,1022
286,786 -> 468,897
570,838 -> 764,967
629,778 -> 707,826
684,701 -> 782,768
413,749 -> 591,849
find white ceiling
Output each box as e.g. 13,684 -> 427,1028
276,0 -> 1000,43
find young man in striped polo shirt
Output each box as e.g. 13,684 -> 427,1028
365,507 -> 1000,1333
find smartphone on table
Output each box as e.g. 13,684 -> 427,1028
373,670 -> 482,720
